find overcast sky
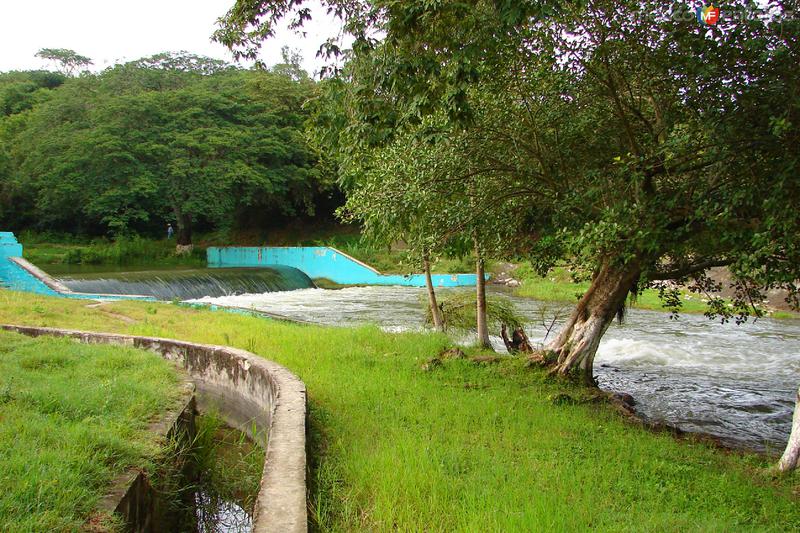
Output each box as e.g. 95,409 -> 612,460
0,0 -> 344,76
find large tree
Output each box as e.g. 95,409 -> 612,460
35,48 -> 92,76
9,53 -> 322,243
218,0 -> 799,380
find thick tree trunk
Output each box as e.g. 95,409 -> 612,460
176,212 -> 192,246
546,259 -> 641,385
423,253 -> 444,332
779,386 -> 800,471
474,238 -> 492,349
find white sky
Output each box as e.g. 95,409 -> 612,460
0,0 -> 345,76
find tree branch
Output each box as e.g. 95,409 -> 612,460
649,259 -> 732,281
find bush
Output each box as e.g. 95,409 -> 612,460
423,290 -> 525,332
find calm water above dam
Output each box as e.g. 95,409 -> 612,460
190,285 -> 800,452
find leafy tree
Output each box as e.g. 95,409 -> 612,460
219,0 -> 799,383
9,54 -> 322,244
0,71 -> 67,228
35,48 -> 92,76
0,71 -> 66,116
272,46 -> 308,81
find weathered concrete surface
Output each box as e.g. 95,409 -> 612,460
0,324 -> 308,533
0,232 -> 151,300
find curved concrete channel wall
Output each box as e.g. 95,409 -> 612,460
1,324 -> 307,533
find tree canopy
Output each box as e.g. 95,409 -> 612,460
35,48 -> 92,76
0,52 -> 327,243
219,0 -> 800,382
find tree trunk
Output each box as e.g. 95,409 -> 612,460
474,238 -> 492,349
501,324 -> 533,354
546,259 -> 641,385
423,253 -> 444,332
176,212 -> 192,246
779,386 -> 800,472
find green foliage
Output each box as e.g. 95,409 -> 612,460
16,232 -> 209,268
190,413 -> 265,527
424,290 -> 525,332
0,52 -> 327,242
253,0 -> 798,321
35,48 -> 92,76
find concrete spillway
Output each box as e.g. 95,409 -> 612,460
58,266 -> 316,300
0,232 -> 151,300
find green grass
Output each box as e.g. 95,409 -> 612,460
23,236 -> 205,270
0,289 -> 797,531
191,413 -> 266,527
0,329 -> 184,532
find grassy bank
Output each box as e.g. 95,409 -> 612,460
0,290 -> 797,531
0,329 -> 183,531
20,233 -> 205,270
512,264 -> 710,312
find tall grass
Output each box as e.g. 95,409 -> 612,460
0,329 -> 183,531
23,236 -> 205,267
0,290 -> 797,531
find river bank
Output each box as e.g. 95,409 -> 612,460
192,284 -> 800,452
1,289 -> 798,531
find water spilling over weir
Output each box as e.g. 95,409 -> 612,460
57,266 -> 315,300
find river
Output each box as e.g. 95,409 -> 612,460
52,266 -> 800,452
188,284 -> 800,452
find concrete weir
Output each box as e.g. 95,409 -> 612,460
1,324 -> 308,533
208,245 -> 482,287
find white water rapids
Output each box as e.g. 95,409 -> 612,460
193,285 -> 800,452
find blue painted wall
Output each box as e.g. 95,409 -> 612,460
0,233 -> 57,295
207,246 -> 480,287
0,232 -> 152,300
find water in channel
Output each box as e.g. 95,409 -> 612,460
191,285 -> 800,452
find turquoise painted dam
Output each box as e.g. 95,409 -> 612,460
0,233 -> 479,301
207,246 -> 480,287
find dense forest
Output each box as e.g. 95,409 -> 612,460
0,50 -> 336,245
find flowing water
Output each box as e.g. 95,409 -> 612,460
53,264 -> 800,452
57,267 -> 315,300
190,285 -> 800,452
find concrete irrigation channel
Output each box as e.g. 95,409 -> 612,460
1,324 -> 308,533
